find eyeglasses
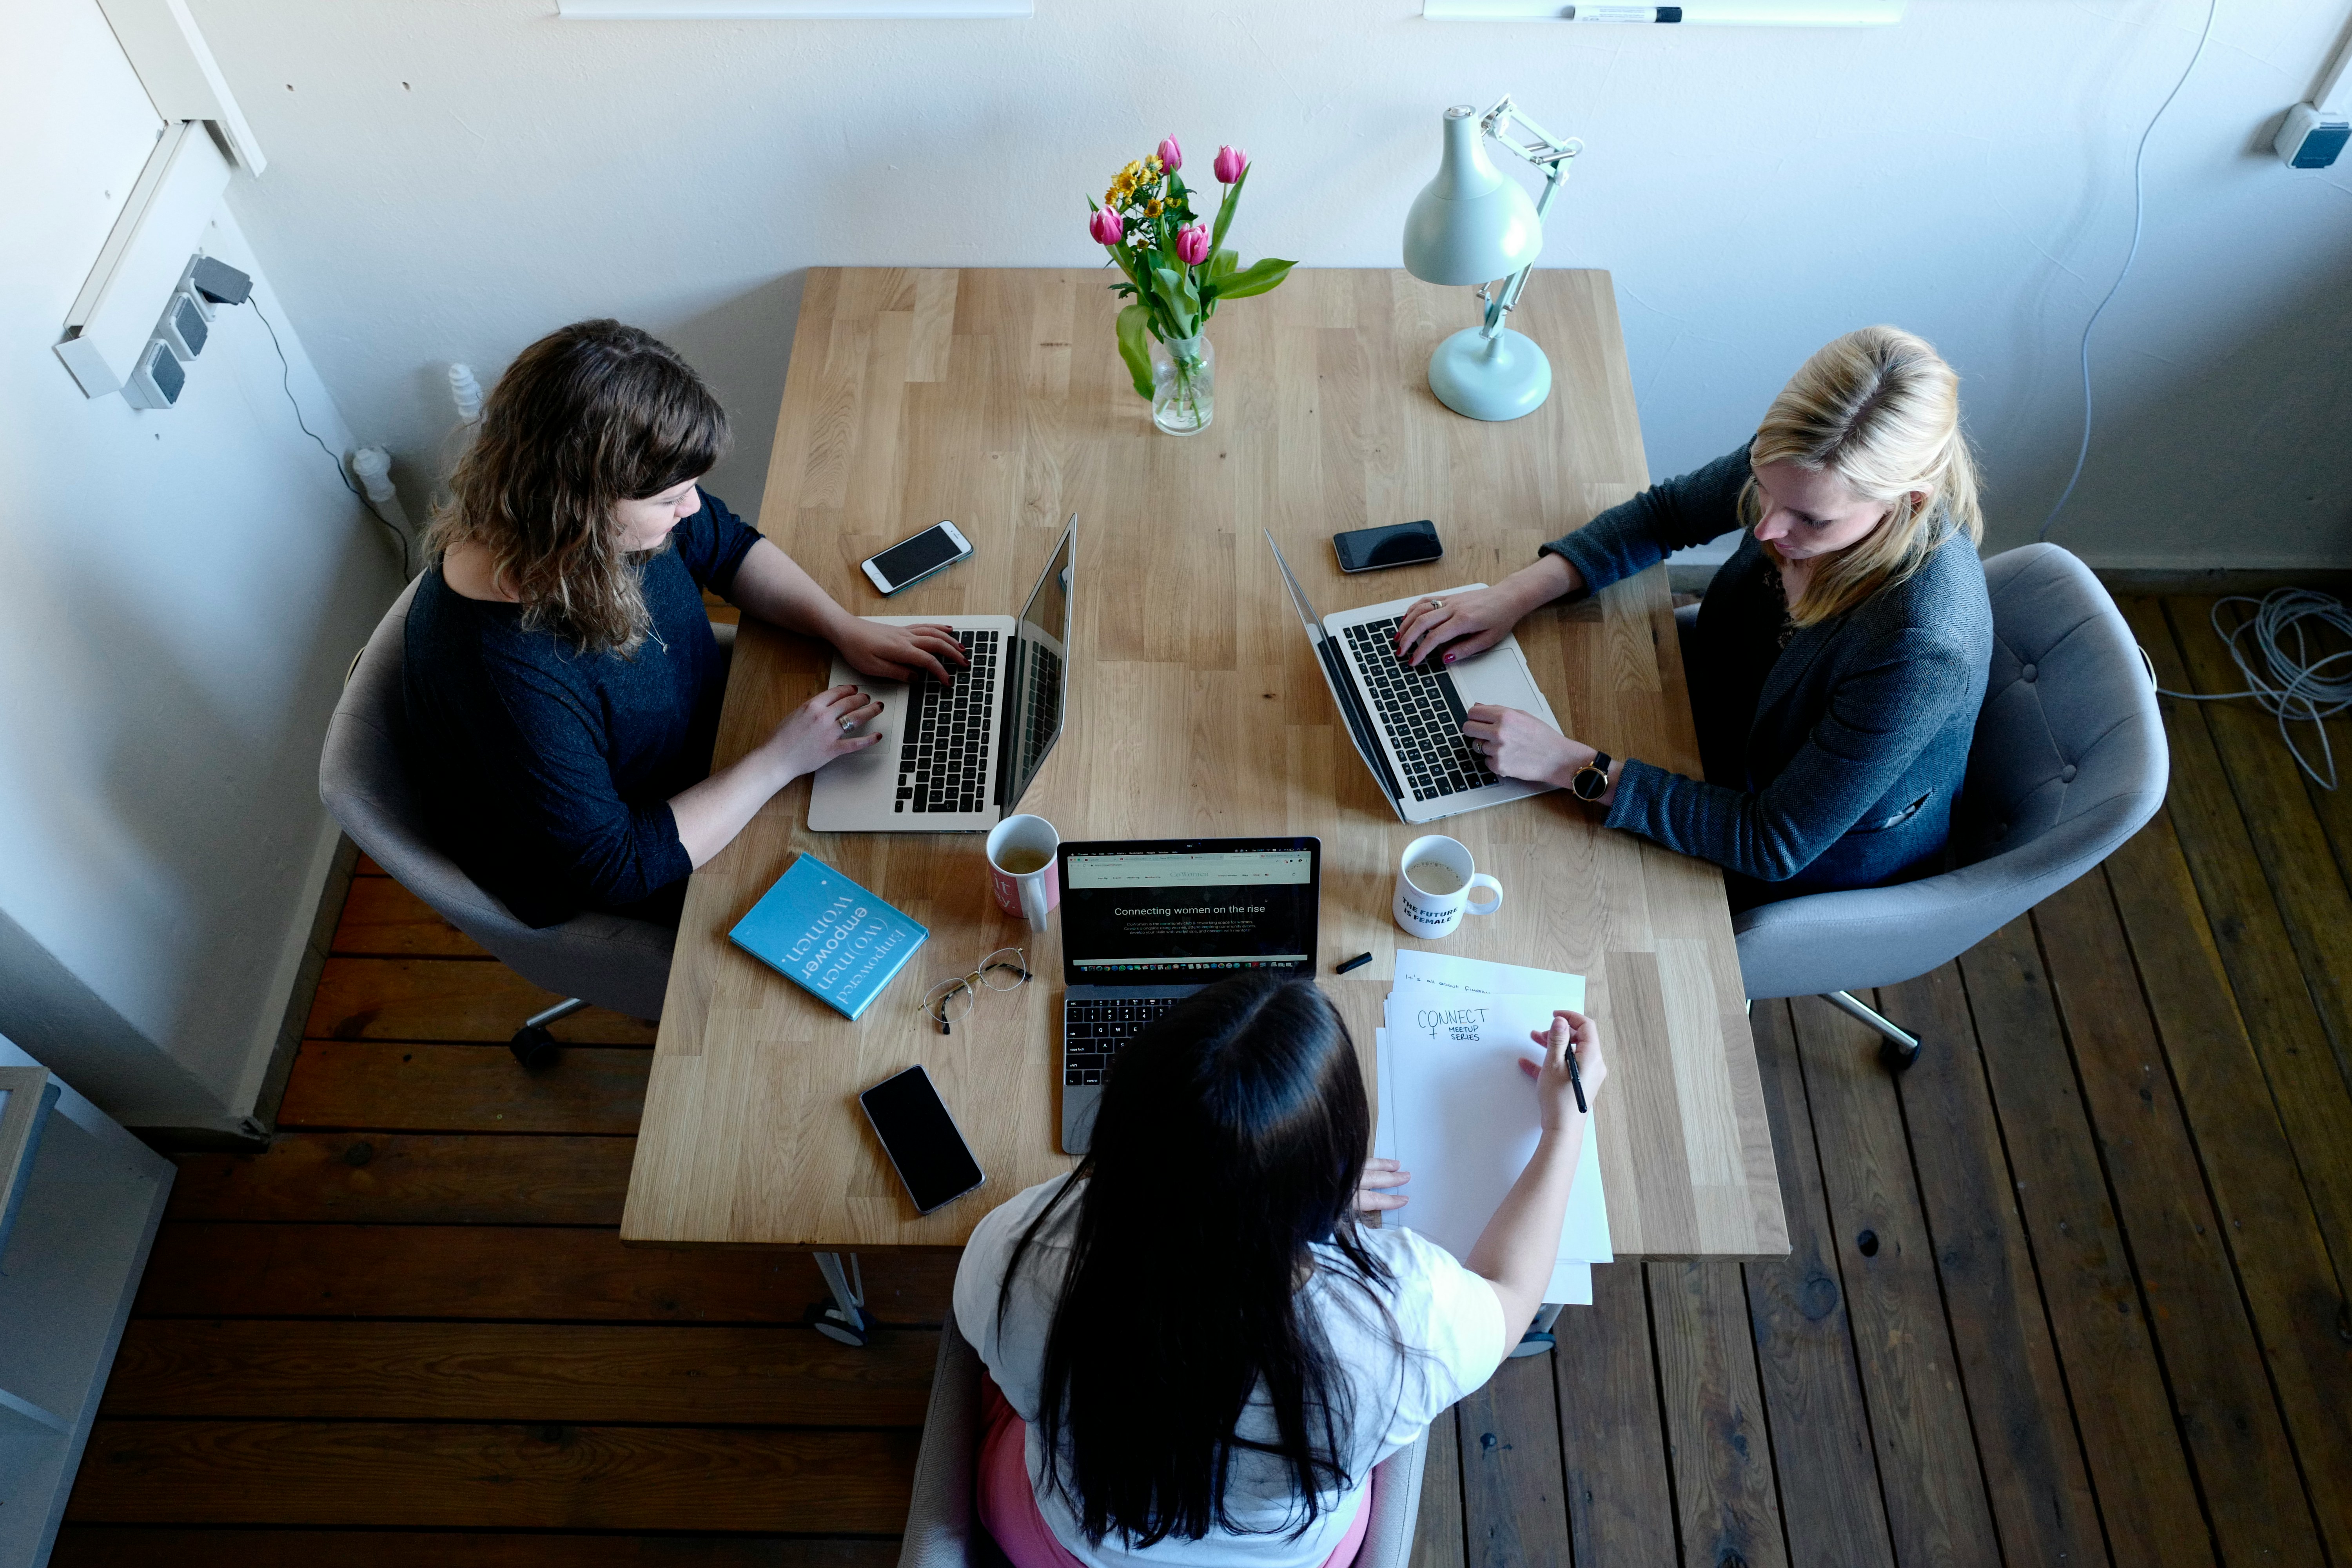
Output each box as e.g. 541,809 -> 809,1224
921,948 -> 1032,1035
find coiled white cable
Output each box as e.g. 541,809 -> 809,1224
2157,589 -> 2352,789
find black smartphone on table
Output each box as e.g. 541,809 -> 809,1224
858,1064 -> 987,1214
1334,519 -> 1443,573
862,521 -> 973,595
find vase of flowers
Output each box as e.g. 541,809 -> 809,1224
1087,138 -> 1294,436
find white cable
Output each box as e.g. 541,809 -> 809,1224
2040,0 -> 2220,542
2156,589 -> 2352,789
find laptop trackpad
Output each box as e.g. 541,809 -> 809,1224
1449,645 -> 1545,717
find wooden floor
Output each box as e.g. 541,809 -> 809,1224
53,594 -> 2352,1567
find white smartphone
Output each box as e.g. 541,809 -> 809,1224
862,521 -> 972,595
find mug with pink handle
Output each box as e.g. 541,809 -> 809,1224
986,814 -> 1060,933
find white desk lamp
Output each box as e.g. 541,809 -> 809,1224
1401,97 -> 1581,421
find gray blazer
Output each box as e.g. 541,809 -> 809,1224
1544,447 -> 1992,892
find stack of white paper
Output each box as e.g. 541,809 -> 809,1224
1373,949 -> 1610,1307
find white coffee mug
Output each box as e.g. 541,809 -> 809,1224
986,814 -> 1060,934
1392,835 -> 1503,939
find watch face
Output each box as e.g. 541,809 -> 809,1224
1573,766 -> 1604,802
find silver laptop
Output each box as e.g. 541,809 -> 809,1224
1054,836 -> 1321,1155
1265,532 -> 1562,824
808,519 -> 1074,833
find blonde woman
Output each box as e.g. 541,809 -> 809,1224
406,319 -> 966,929
1396,326 -> 1991,906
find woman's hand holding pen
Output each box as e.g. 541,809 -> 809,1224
1356,1157 -> 1411,1214
1519,1010 -> 1604,1127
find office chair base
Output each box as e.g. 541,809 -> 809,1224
810,1302 -> 874,1347
1822,990 -> 1921,1074
509,998 -> 590,1069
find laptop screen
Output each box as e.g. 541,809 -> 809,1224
1057,837 -> 1320,987
994,519 -> 1076,813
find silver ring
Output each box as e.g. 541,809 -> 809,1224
1430,598 -> 1447,610
838,717 -> 858,735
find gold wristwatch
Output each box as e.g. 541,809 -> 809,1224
1570,750 -> 1613,803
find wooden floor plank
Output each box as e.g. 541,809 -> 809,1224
1737,1000 -> 1895,1568
1457,1352 -> 1570,1568
51,1531 -> 900,1568
166,1133 -> 634,1225
1412,1406 -> 1470,1568
1784,995 -> 2004,1568
1958,918 -> 2217,1568
305,956 -> 656,1043
1554,1262 -> 1678,1567
65,1421 -> 916,1532
2119,597 -> 2352,1279
278,1042 -> 649,1133
102,1320 -> 938,1426
1876,962 -> 2107,1568
132,1223 -> 956,1326
2167,597 -> 2352,1090
332,875 -> 492,956
1648,1261 -> 1789,1568
2104,818 -> 2352,1564
2032,873 -> 2328,1565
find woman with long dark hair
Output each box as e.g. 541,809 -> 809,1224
954,973 -> 1605,1567
405,319 -> 967,928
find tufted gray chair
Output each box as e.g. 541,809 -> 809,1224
1696,543 -> 2168,1069
895,1315 -> 1429,1568
319,579 -> 697,1063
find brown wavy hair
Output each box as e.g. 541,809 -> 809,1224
424,320 -> 729,655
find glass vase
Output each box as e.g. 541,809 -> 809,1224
1150,333 -> 1215,436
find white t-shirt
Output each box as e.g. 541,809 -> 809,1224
953,1177 -> 1509,1568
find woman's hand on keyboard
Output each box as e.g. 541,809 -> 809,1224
1396,554 -> 1583,668
770,684 -> 886,780
835,619 -> 969,685
1395,584 -> 1521,668
1462,703 -> 1593,793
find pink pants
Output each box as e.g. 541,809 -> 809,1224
978,1374 -> 1372,1568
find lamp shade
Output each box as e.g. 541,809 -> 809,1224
1401,105 -> 1543,285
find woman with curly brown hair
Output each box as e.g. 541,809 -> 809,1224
404,319 -> 964,928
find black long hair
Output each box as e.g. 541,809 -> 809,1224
997,973 -> 1396,1547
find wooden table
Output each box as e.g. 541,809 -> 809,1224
622,267 -> 1787,1270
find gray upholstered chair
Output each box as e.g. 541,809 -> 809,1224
897,1316 -> 1428,1568
319,579 -> 692,1064
1695,543 -> 2167,1069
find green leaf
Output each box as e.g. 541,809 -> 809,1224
1116,304 -> 1154,399
1213,257 -> 1296,301
1210,247 -> 1238,281
1210,163 -> 1249,254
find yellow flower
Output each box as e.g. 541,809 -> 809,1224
1121,159 -> 1143,180
1147,154 -> 1163,172
1145,197 -> 1163,216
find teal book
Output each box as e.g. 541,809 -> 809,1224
730,854 -> 930,1021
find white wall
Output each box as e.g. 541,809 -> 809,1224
0,0 -> 402,1129
191,0 -> 2352,569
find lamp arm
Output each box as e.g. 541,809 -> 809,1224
1483,155 -> 1574,335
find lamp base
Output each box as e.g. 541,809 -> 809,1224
1427,327 -> 1552,422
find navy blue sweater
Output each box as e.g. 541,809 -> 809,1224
1544,448 -> 1991,895
403,494 -> 762,928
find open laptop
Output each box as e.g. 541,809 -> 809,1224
808,518 -> 1074,833
1054,836 -> 1321,1154
1265,532 -> 1562,824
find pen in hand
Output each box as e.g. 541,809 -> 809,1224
1566,1044 -> 1588,1116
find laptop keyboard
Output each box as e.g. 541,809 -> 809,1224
1343,618 -> 1503,802
895,630 -> 1000,814
1064,995 -> 1181,1085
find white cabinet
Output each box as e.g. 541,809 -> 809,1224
0,1037 -> 174,1568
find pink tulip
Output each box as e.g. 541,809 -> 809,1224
1158,134 -> 1183,173
1214,144 -> 1247,183
1175,222 -> 1210,267
1088,208 -> 1125,247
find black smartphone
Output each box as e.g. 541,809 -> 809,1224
1334,519 -> 1443,573
858,1065 -> 986,1214
861,520 -> 973,595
